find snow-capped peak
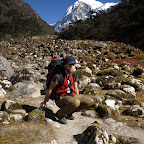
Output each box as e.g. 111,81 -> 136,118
52,0 -> 119,32
78,0 -> 103,9
66,0 -> 103,16
98,2 -> 118,10
66,6 -> 73,16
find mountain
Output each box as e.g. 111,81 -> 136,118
58,0 -> 144,50
0,0 -> 56,40
52,0 -> 118,32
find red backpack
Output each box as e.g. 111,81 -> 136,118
45,58 -> 77,100
46,58 -> 63,89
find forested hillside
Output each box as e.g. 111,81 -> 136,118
0,0 -> 56,40
58,0 -> 144,50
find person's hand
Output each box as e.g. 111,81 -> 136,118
39,101 -> 46,109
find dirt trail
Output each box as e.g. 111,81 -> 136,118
56,112 -> 96,144
47,100 -> 144,144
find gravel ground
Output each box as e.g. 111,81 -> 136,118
46,100 -> 144,144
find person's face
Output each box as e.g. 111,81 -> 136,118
65,64 -> 75,73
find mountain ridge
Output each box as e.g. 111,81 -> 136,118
52,0 -> 118,32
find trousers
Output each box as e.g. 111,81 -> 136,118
55,94 -> 94,119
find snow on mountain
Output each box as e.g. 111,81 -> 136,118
78,0 -> 103,9
52,0 -> 118,32
96,2 -> 118,11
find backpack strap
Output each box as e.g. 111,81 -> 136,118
51,72 -> 77,100
50,73 -> 64,100
72,72 -> 77,81
59,72 -> 77,87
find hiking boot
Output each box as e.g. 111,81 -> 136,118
66,113 -> 75,120
58,117 -> 67,124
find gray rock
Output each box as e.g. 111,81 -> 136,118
80,125 -> 110,144
84,67 -> 92,75
83,83 -> 101,95
81,110 -> 97,118
104,82 -> 121,90
27,109 -> 45,121
104,118 -> 124,129
48,140 -> 57,144
12,109 -> 27,117
122,105 -> 144,117
78,75 -> 91,89
9,81 -> 41,98
45,118 -> 60,128
119,136 -> 142,144
105,99 -> 118,110
132,105 -> 144,117
9,114 -> 23,121
0,80 -> 12,88
0,84 -> 6,98
121,84 -> 136,95
95,104 -> 111,118
109,135 -> 117,143
107,90 -> 126,100
128,79 -> 144,91
0,54 -> 14,79
1,100 -> 22,113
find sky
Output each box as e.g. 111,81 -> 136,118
23,0 -> 120,25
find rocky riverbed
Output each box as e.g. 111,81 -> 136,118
0,35 -> 144,143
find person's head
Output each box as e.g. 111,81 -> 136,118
63,56 -> 76,73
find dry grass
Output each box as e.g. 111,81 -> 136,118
0,121 -> 56,144
136,92 -> 144,104
114,114 -> 144,129
0,44 -> 7,57
0,96 -> 57,144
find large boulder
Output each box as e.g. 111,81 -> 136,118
81,110 -> 97,118
0,54 -> 14,79
118,136 -> 142,144
121,84 -> 135,93
78,75 -> 91,89
8,81 -> 41,98
9,113 -> 23,121
1,100 -> 27,122
79,125 -> 114,144
83,83 -> 101,95
128,79 -> 144,91
104,118 -> 124,129
96,104 -> 109,118
26,109 -> 45,121
122,105 -> 144,117
105,99 -> 119,110
1,100 -> 22,113
76,67 -> 92,77
0,80 -> 12,88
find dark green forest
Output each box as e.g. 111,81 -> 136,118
58,0 -> 144,50
0,0 -> 55,40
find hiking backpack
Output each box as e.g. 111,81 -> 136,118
45,58 -> 77,100
46,58 -> 64,89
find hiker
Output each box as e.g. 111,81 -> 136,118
40,56 -> 94,124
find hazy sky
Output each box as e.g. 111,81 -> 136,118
23,0 -> 120,24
